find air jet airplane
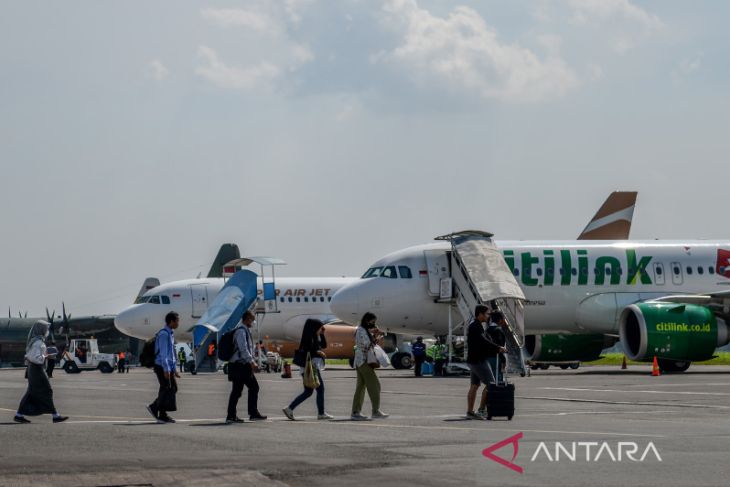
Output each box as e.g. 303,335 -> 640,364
330,193 -> 730,373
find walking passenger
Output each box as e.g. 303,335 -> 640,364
283,319 -> 333,420
226,311 -> 267,424
351,312 -> 388,421
14,321 -> 68,424
466,305 -> 505,419
146,311 -> 179,424
411,337 -> 426,377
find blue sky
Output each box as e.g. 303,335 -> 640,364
1,0 -> 728,316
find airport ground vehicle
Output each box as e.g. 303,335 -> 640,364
59,338 -> 117,373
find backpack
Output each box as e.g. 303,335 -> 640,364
217,328 -> 238,362
139,330 -> 163,368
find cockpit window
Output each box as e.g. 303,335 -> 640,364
135,296 -> 149,304
362,267 -> 383,278
148,295 -> 160,304
398,266 -> 412,279
161,295 -> 170,304
381,266 -> 398,279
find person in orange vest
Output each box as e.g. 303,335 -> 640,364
117,351 -> 126,373
207,340 -> 217,371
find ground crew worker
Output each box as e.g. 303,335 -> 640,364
411,337 -> 426,377
430,339 -> 448,377
207,340 -> 217,371
177,347 -> 186,373
118,351 -> 126,373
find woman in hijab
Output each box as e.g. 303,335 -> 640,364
282,319 -> 333,420
14,320 -> 68,424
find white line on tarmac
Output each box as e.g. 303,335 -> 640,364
522,395 -> 730,410
542,386 -> 730,396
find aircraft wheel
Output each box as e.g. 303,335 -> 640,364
569,363 -> 580,370
539,364 -> 550,370
559,364 -> 569,370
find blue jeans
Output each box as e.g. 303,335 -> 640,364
289,368 -> 325,415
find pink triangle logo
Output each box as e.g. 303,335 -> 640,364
482,432 -> 524,474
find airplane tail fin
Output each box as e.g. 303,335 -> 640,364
578,191 -> 637,240
134,278 -> 160,303
206,243 -> 242,278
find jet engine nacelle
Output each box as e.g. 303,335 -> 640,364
524,333 -> 614,362
619,302 -> 729,362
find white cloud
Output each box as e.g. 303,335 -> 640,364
567,0 -> 663,32
201,8 -> 279,35
678,53 -> 703,75
378,0 -> 580,102
146,59 -> 169,81
195,46 -> 280,90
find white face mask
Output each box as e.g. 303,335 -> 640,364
251,320 -> 257,327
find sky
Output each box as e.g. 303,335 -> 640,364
1,0 -> 728,317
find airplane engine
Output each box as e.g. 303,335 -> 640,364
619,303 -> 729,371
524,333 -> 613,363
265,322 -> 356,360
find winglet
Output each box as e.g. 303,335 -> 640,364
578,191 -> 637,240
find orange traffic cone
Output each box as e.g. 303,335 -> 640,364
651,356 -> 660,376
621,355 -> 627,370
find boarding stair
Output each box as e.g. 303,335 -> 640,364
435,231 -> 528,377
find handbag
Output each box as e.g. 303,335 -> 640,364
302,353 -> 320,389
159,381 -> 178,412
374,345 -> 390,368
366,346 -> 380,368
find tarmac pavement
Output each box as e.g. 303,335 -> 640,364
1,364 -> 729,487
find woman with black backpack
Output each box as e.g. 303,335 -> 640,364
282,319 -> 333,420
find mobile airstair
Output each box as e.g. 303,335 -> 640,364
435,231 -> 528,377
191,257 -> 286,372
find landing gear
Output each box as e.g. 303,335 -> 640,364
390,352 -> 413,370
657,359 -> 691,373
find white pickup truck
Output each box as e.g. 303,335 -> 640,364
59,338 -> 117,374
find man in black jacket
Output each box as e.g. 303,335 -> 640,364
465,305 -> 505,419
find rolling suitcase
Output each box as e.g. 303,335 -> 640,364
486,364 -> 514,420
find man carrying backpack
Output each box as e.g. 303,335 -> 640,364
226,311 -> 267,424
146,311 -> 179,424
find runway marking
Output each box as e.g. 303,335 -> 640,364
522,395 -> 730,410
541,386 -> 730,396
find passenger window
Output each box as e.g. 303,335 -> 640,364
656,266 -> 663,275
327,297 -> 332,302
161,296 -> 170,304
320,297 -> 325,302
513,268 -> 519,277
362,267 -> 383,278
536,268 -> 543,276
149,296 -> 160,304
296,297 -> 301,303
381,266 -> 398,279
572,268 -> 578,276
288,297 -> 293,303
686,266 -> 693,275
698,267 -> 704,275
280,297 -> 284,303
673,266 -> 680,275
304,297 -> 309,302
398,266 -> 413,279
605,268 -> 612,275
709,266 -> 715,275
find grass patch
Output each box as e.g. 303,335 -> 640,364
325,359 -> 350,365
585,352 -> 730,366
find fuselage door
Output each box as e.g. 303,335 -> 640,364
653,263 -> 665,285
424,250 -> 450,297
189,284 -> 209,318
670,262 -> 684,286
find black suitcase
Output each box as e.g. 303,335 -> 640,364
486,367 -> 515,420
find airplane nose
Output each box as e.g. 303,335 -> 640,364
114,305 -> 145,339
331,285 -> 360,322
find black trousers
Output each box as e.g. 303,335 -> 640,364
151,365 -> 177,417
227,362 -> 259,419
414,356 -> 425,376
46,359 -> 55,378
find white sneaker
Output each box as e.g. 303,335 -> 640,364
372,410 -> 390,419
317,412 -> 334,420
282,407 -> 295,421
350,412 -> 371,421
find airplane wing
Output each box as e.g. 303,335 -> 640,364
651,290 -> 730,313
578,191 -> 637,240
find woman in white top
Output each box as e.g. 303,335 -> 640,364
351,312 -> 389,421
14,321 -> 68,424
